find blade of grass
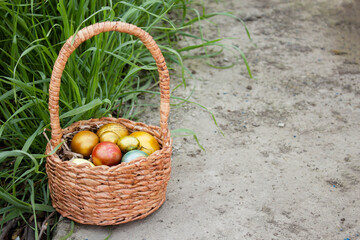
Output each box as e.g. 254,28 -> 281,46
28,179 -> 39,240
171,128 -> 204,151
58,220 -> 74,240
12,121 -> 44,195
59,98 -> 103,119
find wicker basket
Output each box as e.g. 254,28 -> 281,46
45,22 -> 172,226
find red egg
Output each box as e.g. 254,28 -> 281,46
92,142 -> 122,166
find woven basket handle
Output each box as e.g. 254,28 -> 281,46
48,22 -> 170,147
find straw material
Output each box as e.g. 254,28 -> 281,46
45,22 -> 172,225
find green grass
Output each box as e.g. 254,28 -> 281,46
0,0 -> 251,238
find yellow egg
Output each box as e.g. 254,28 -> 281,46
96,123 -> 128,139
99,131 -> 119,144
71,131 -> 99,158
130,131 -> 160,155
71,158 -> 95,167
117,136 -> 140,153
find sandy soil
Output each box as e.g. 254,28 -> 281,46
54,0 -> 360,239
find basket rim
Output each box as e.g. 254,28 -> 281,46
45,117 -> 172,171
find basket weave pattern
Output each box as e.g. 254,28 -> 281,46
45,22 -> 172,225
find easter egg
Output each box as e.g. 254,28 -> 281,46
92,142 -> 122,166
71,158 -> 95,167
96,123 -> 128,139
71,131 -> 99,158
129,131 -> 160,155
121,150 -> 148,163
99,131 -> 119,144
117,136 -> 140,153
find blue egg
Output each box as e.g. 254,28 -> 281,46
121,150 -> 148,163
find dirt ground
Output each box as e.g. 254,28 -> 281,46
54,0 -> 360,239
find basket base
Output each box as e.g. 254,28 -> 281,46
56,194 -> 167,226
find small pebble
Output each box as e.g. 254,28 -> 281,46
293,135 -> 296,138
246,85 -> 252,90
278,122 -> 285,128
